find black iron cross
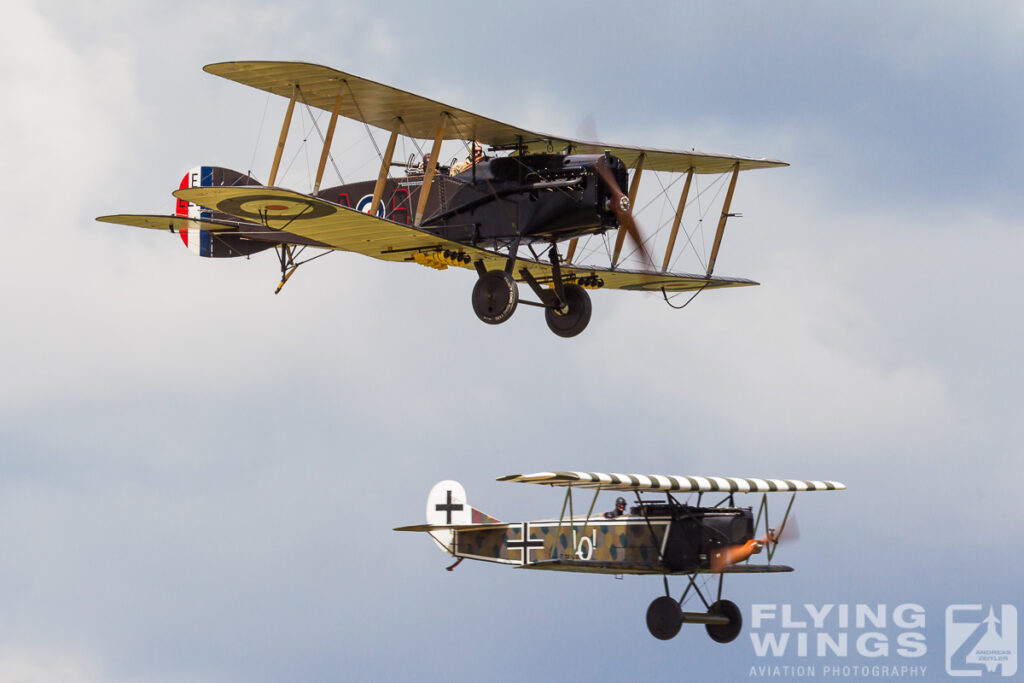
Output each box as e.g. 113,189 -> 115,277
506,522 -> 545,565
435,489 -> 464,524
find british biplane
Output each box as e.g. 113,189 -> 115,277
396,471 -> 844,642
98,61 -> 787,337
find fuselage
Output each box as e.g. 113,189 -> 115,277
177,153 -> 630,258
452,504 -> 755,575
317,152 -> 628,249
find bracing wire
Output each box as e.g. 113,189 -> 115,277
248,93 -> 272,181
295,87 -> 345,187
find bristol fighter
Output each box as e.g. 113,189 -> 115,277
98,61 -> 787,337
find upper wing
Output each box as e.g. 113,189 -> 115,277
173,186 -> 756,292
204,61 -> 787,174
497,472 -> 846,493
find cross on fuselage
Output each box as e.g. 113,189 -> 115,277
506,521 -> 545,565
435,489 -> 464,524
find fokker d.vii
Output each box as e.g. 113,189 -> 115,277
396,471 -> 844,642
98,61 -> 787,337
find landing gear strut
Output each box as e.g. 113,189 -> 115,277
542,243 -> 591,337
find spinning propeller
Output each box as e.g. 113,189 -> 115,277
710,516 -> 800,573
594,155 -> 653,269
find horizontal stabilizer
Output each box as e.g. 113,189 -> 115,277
393,522 -> 505,533
96,214 -> 250,232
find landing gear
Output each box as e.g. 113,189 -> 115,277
544,283 -> 592,337
469,242 -> 595,336
646,596 -> 683,640
472,270 -> 518,324
706,599 -> 743,643
647,576 -> 743,643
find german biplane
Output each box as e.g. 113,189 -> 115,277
396,471 -> 844,642
98,61 -> 787,337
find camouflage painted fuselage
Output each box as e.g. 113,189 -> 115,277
453,507 -> 754,575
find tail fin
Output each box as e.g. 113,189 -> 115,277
173,166 -> 270,258
424,480 -> 501,553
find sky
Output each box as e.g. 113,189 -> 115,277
1,1 -> 1022,681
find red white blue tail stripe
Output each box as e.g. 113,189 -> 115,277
175,166 -> 215,256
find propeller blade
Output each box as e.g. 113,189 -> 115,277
771,514 -> 800,544
595,157 -> 652,268
711,515 -> 799,573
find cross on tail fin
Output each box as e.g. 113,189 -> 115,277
424,480 -> 500,553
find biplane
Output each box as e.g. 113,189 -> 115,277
396,471 -> 844,642
98,61 -> 787,337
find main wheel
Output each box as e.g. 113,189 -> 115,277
646,596 -> 682,640
705,599 -> 742,643
472,270 -> 518,324
544,283 -> 592,338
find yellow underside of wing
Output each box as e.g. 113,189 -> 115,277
172,186 -> 756,293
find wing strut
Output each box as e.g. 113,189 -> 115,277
766,493 -> 796,562
312,83 -> 345,193
611,153 -> 646,268
268,85 -> 298,186
370,120 -> 400,216
414,113 -> 449,226
706,163 -> 739,276
662,167 -> 694,272
573,487 -> 603,559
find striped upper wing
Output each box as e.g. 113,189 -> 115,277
497,471 -> 845,493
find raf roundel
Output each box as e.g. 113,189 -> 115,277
356,193 -> 385,218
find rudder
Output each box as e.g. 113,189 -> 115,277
425,480 -> 501,553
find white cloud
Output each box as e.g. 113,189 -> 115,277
0,648 -> 105,683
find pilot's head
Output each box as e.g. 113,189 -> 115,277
615,496 -> 627,512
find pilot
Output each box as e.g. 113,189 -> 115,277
603,496 -> 628,519
450,141 -> 485,175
